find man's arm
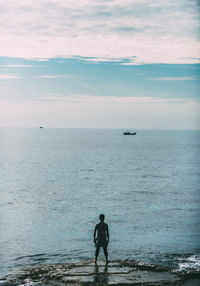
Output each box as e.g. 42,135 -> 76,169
94,225 -> 97,243
106,225 -> 109,244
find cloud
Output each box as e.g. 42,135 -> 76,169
0,0 -> 199,64
1,96 -> 199,129
33,58 -> 49,62
41,74 -> 72,79
34,94 -> 188,104
149,76 -> 199,81
72,56 -> 124,63
0,74 -> 22,79
0,65 -> 36,68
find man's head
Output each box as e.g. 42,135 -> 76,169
99,214 -> 105,222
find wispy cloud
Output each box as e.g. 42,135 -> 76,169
1,65 -> 36,68
149,76 -> 199,81
41,74 -> 72,79
0,0 -> 199,64
0,74 -> 22,79
73,56 -> 124,63
34,59 -> 49,62
35,94 -> 187,104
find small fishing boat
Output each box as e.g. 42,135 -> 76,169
123,131 -> 136,135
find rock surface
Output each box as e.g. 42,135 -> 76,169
0,260 -> 199,286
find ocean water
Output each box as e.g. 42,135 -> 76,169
0,128 -> 200,278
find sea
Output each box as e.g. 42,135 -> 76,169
0,128 -> 200,281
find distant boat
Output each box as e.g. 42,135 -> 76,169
40,126 -> 44,129
123,131 -> 136,135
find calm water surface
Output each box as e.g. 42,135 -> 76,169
0,128 -> 200,276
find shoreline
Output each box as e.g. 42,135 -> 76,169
0,260 -> 199,285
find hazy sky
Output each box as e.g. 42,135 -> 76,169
0,0 -> 200,129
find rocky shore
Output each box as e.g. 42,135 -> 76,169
0,260 -> 199,286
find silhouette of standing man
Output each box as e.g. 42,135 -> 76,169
94,214 -> 109,264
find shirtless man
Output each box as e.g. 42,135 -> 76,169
94,214 -> 109,264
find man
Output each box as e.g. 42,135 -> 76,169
94,214 -> 109,264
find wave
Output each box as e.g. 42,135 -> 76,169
11,252 -> 200,274
177,255 -> 200,273
15,253 -> 47,261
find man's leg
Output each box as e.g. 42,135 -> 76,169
95,246 -> 100,264
103,246 -> 108,264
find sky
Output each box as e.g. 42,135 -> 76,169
0,0 -> 200,129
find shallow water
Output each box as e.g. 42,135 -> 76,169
0,128 -> 200,277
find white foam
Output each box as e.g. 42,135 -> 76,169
178,255 -> 200,272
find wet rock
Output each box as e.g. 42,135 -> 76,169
0,260 -> 195,285
0,281 -> 9,286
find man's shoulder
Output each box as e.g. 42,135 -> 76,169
96,222 -> 108,228
102,222 -> 108,228
95,222 -> 101,228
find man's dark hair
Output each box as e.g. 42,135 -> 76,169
99,214 -> 105,221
